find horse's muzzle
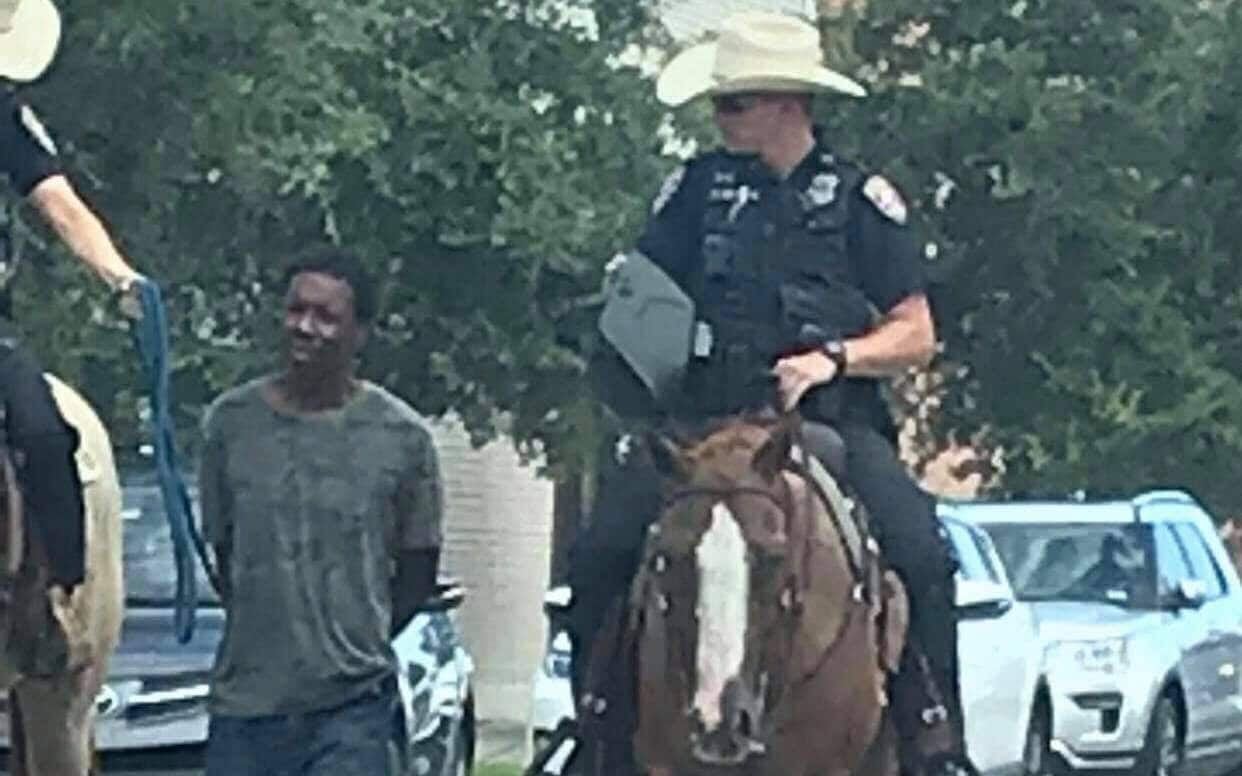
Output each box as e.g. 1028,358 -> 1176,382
690,678 -> 768,767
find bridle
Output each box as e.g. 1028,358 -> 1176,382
639,455 -> 878,751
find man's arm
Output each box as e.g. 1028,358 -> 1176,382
198,404 -> 233,605
391,425 -> 445,638
28,175 -> 141,291
841,292 -> 935,378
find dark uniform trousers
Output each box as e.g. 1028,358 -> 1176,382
567,418 -> 960,771
0,317 -> 86,589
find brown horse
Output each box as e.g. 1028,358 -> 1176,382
621,415 -> 909,776
0,375 -> 124,776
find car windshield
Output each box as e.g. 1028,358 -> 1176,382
122,478 -> 220,606
980,522 -> 1157,609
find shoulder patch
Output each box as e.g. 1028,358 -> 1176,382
862,175 -> 907,225
19,105 -> 57,156
651,164 -> 687,215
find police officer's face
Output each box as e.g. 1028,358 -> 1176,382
711,92 -> 792,152
283,271 -> 364,374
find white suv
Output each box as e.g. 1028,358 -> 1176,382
954,489 -> 1242,776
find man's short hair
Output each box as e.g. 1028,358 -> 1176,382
282,246 -> 378,325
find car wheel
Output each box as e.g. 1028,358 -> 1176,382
1022,700 -> 1056,776
1138,693 -> 1183,776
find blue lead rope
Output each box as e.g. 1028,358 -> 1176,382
131,279 -> 204,644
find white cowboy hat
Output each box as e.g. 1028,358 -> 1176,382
656,10 -> 866,107
0,0 -> 61,83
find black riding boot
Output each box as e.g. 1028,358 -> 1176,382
0,322 -> 86,591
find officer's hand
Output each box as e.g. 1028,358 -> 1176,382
114,273 -> 147,321
773,351 -> 838,412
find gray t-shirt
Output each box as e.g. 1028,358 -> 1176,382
199,377 -> 444,717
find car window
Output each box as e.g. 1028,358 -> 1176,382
1153,524 -> 1194,597
1171,523 -> 1226,598
982,522 -> 1157,608
944,520 -> 1000,584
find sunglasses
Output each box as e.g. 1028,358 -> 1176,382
711,92 -> 768,114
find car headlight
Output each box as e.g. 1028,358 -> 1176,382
1046,638 -> 1128,674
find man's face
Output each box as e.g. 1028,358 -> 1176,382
283,271 -> 364,375
711,92 -> 793,152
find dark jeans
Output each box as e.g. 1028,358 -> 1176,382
0,318 -> 85,588
205,675 -> 407,776
567,420 -> 961,763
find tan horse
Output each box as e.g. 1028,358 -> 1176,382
0,375 -> 124,776
620,416 -> 909,776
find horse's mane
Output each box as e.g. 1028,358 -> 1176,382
665,411 -> 782,462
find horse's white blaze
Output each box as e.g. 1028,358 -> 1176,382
693,502 -> 749,732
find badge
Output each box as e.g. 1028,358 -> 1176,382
20,105 -> 58,156
807,173 -> 840,207
863,175 -> 908,225
651,165 -> 686,215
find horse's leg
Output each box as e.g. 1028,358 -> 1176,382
9,663 -> 100,776
9,687 -> 30,776
88,729 -> 103,776
851,711 -> 901,776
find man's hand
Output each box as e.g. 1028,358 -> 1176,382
773,350 -> 839,411
115,273 -> 146,320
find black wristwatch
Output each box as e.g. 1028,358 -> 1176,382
821,339 -> 848,377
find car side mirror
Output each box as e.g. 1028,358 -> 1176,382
1165,579 -> 1207,611
955,579 -> 1014,621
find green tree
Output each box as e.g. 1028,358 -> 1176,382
813,0 -> 1242,516
7,0 -> 685,476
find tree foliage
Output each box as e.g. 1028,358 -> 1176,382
815,0 -> 1242,515
7,0 -> 680,474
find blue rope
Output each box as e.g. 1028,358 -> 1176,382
131,279 -> 201,644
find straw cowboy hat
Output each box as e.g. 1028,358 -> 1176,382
0,0 -> 61,82
656,10 -> 866,107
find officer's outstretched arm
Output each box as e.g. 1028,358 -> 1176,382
28,173 -> 141,291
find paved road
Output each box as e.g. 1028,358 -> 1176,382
0,719 -> 527,774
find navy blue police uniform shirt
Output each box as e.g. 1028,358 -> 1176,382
0,88 -> 61,196
636,143 -> 927,318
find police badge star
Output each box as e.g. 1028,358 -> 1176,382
863,175 -> 908,225
807,172 -> 840,207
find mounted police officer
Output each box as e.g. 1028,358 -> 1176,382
566,10 -> 973,776
0,0 -> 143,604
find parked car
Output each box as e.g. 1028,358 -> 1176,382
941,510 -> 1045,776
958,489 -> 1242,776
0,474 -> 477,776
528,511 -> 1045,776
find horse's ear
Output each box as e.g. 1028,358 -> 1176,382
646,432 -> 693,482
752,416 -> 797,481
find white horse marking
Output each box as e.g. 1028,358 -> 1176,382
694,502 -> 749,732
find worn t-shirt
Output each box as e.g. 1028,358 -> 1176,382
198,377 -> 444,717
0,88 -> 60,196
